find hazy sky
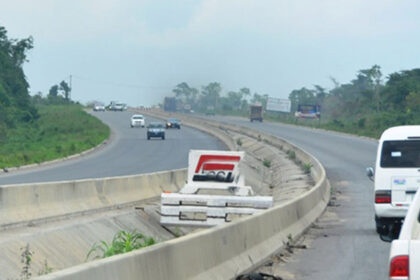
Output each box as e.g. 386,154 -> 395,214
1,0 -> 420,106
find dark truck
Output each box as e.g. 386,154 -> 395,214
250,104 -> 263,122
163,97 -> 177,112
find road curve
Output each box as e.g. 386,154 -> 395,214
0,111 -> 225,185
203,115 -> 388,280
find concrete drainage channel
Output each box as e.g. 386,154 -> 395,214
0,110 -> 329,280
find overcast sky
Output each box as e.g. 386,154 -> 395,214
1,0 -> 420,106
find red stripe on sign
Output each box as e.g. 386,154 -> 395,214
195,155 -> 240,173
203,163 -> 235,171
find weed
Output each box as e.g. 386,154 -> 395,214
263,159 -> 271,168
287,150 -> 296,160
38,259 -> 53,276
303,163 -> 313,174
172,227 -> 182,238
20,243 -> 33,280
236,138 -> 243,146
86,230 -> 156,260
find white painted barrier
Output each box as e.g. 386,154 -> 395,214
0,169 -> 187,229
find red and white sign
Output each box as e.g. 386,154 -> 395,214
188,150 -> 244,185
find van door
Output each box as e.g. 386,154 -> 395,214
381,140 -> 420,206
391,176 -> 419,206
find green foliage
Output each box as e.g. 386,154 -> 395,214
236,138 -> 243,146
0,105 -> 109,168
86,230 -> 156,260
289,87 -> 316,112
263,159 -> 271,168
302,163 -> 313,174
0,26 -> 37,129
37,259 -> 54,276
287,150 -> 296,160
20,243 -> 33,280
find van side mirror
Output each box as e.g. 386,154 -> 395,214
366,167 -> 374,181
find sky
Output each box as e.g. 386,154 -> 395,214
1,0 -> 420,106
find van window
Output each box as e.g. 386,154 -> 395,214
381,140 -> 420,168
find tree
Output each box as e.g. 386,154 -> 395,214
288,87 -> 316,111
172,82 -> 191,102
0,25 -> 37,125
382,69 -> 420,111
60,80 -> 71,101
313,85 -> 327,105
48,85 -> 59,97
201,82 -> 222,109
251,93 -> 268,108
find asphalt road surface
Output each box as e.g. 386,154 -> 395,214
0,111 -> 225,185
203,115 -> 388,280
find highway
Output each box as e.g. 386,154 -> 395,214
203,115 -> 388,280
0,111 -> 225,185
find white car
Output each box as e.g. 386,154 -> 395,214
93,104 -> 105,111
388,187 -> 420,279
367,125 -> 420,241
130,114 -> 145,128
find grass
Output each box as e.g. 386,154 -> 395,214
0,105 -> 110,168
86,230 -> 156,260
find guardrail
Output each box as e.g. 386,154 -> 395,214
0,169 -> 187,230
36,111 -> 330,280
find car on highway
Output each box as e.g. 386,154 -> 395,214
388,186 -> 420,279
166,118 -> 181,129
93,104 -> 105,111
130,114 -> 145,128
112,103 -> 125,111
367,125 -> 420,241
147,122 -> 165,140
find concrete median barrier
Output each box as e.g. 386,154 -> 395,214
35,111 -> 330,280
0,169 -> 187,229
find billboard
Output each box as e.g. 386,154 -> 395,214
266,97 -> 291,113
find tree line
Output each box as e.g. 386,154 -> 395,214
171,65 -> 420,136
288,65 -> 420,134
170,82 -> 267,112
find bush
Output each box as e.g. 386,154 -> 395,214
86,230 -> 156,260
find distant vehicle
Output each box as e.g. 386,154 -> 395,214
166,118 -> 181,129
93,104 -> 105,111
250,104 -> 263,122
163,97 -> 177,112
366,125 -> 420,242
113,103 -> 125,111
388,187 -> 420,279
107,102 -> 126,111
147,122 -> 165,140
130,114 -> 145,128
294,104 -> 321,119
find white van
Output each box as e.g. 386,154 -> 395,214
367,125 -> 420,241
388,186 -> 420,279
